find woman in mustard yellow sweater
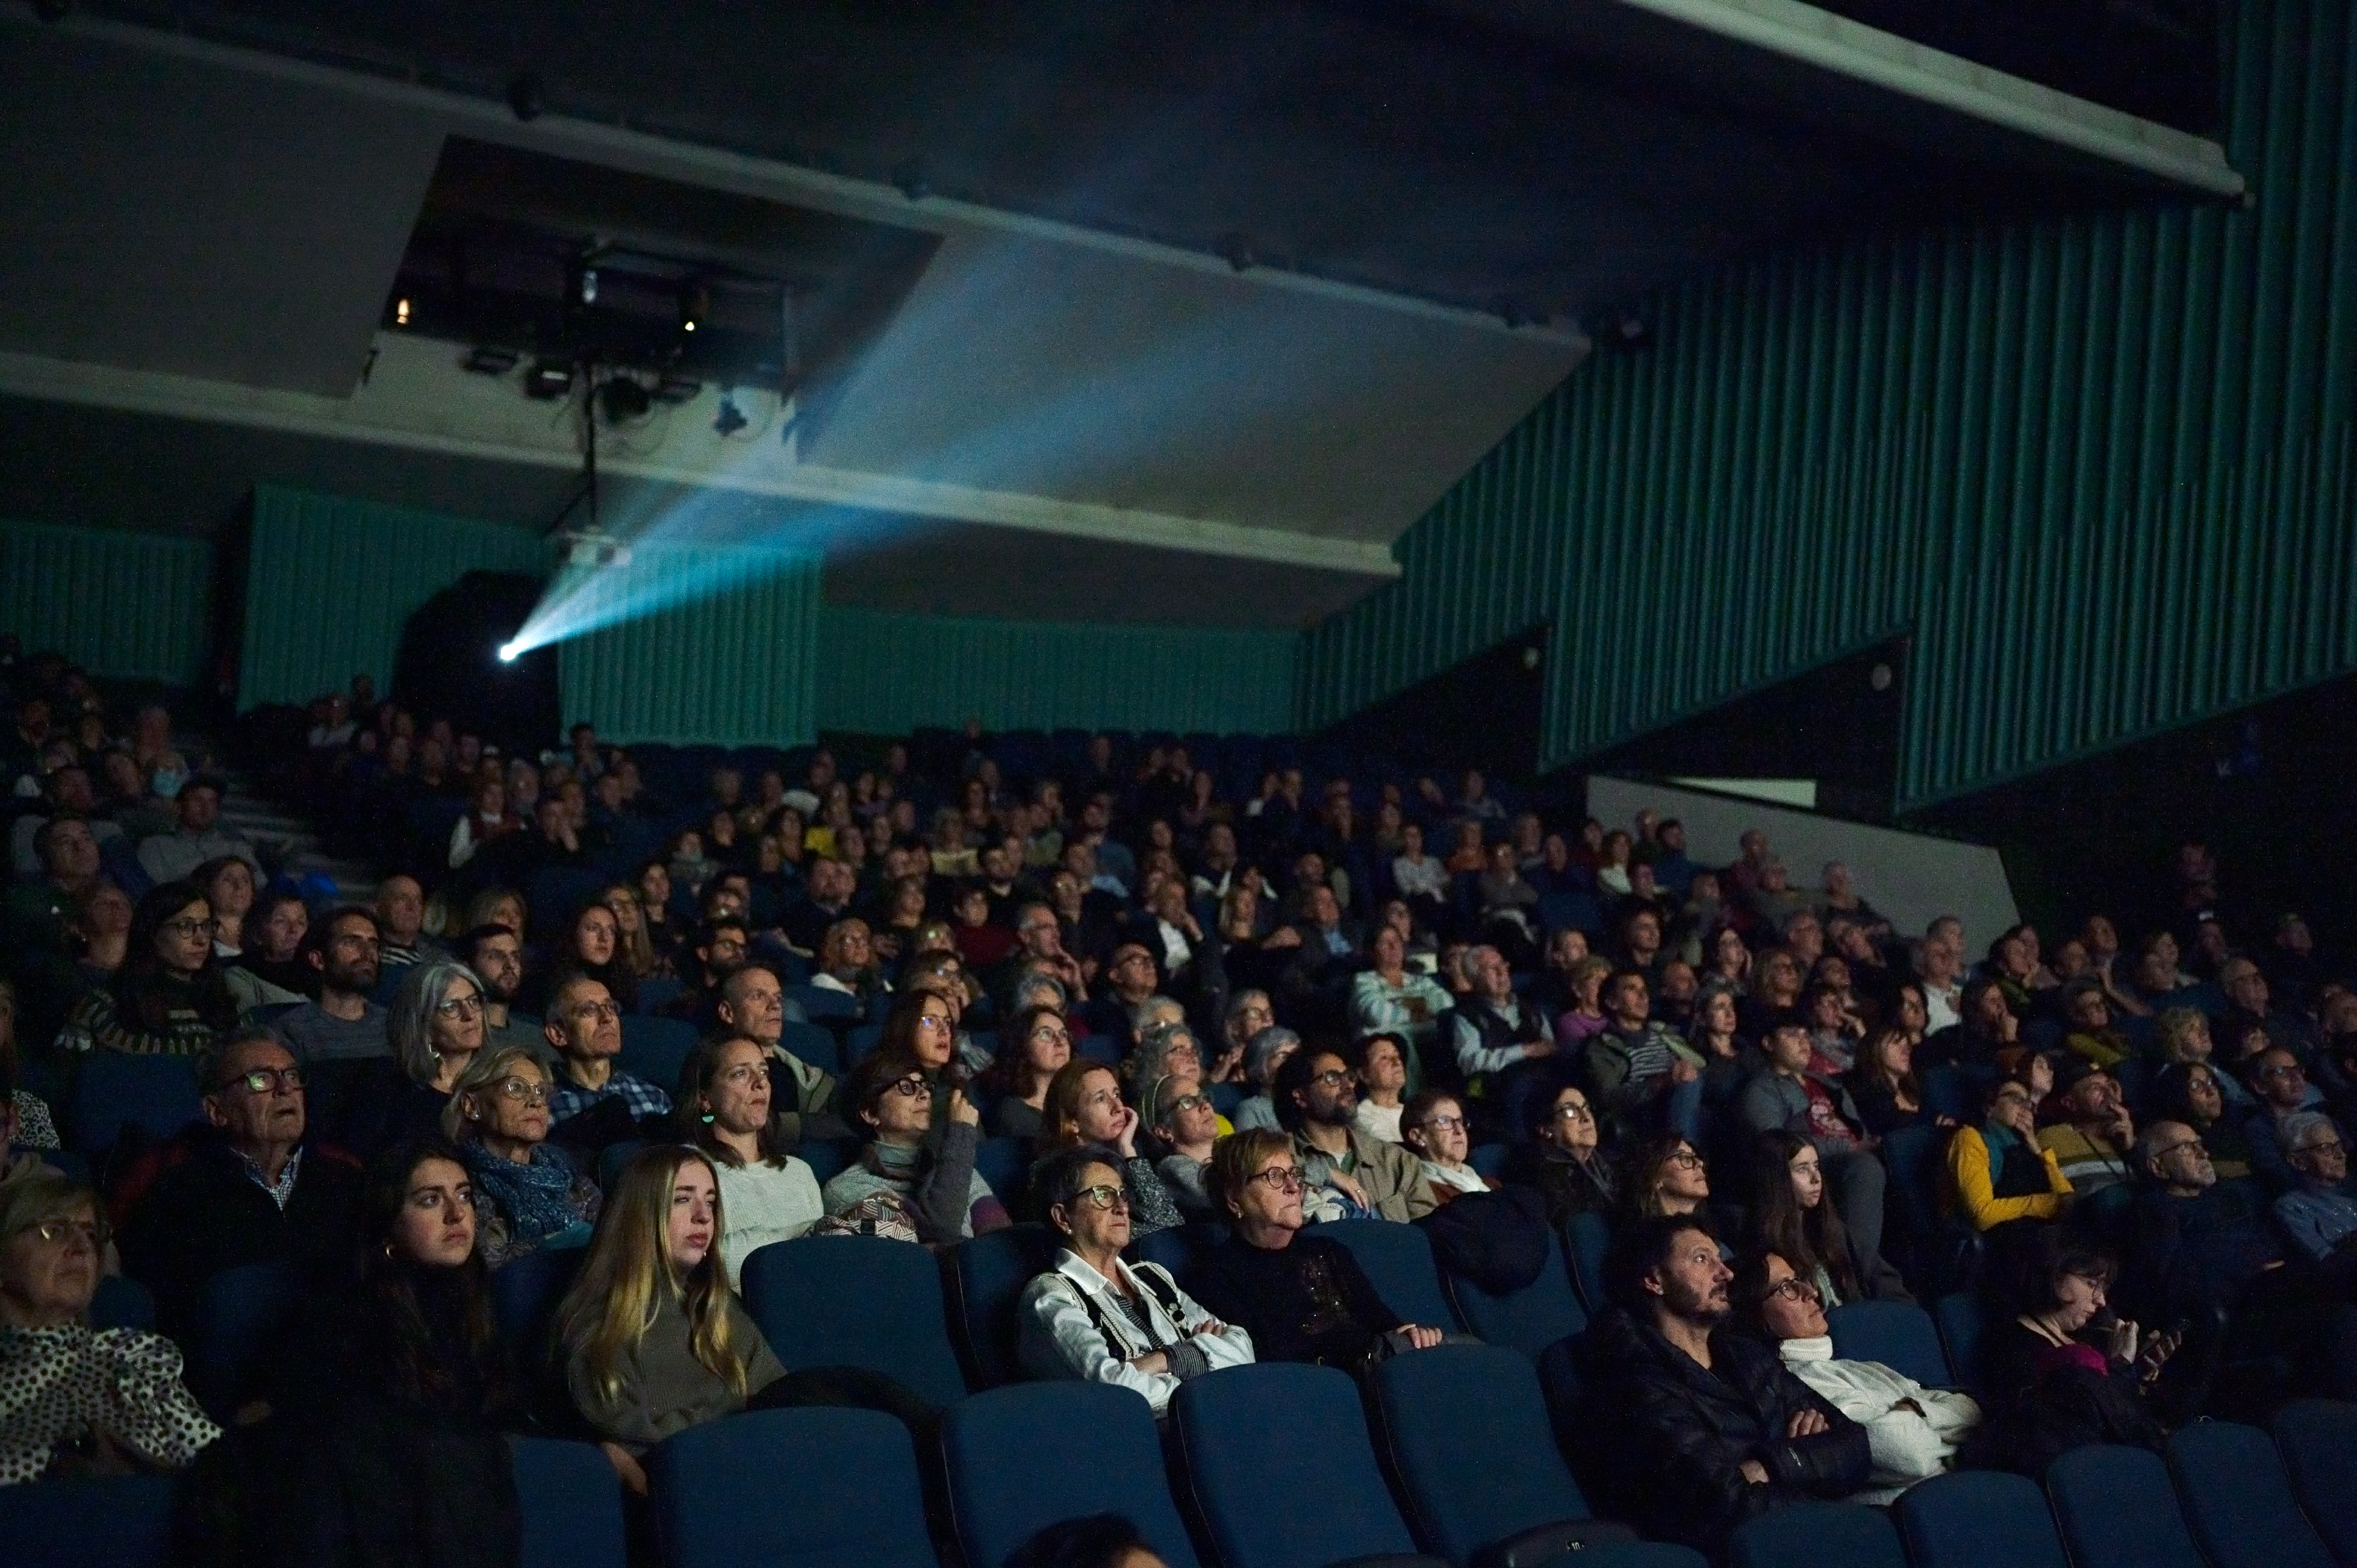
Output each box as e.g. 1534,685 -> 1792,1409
1945,1077 -> 2072,1231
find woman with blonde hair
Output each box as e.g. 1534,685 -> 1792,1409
557,1145 -> 784,1486
446,1041 -> 598,1268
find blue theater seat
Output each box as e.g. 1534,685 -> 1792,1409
1892,1469 -> 2068,1568
0,1472 -> 177,1568
2166,1421 -> 2338,1568
2273,1399 -> 2357,1566
943,1382 -> 1202,1568
1825,1299 -> 1953,1390
2045,1445 -> 2206,1568
510,1435 -> 627,1568
740,1234 -> 969,1410
1731,1502 -> 1906,1568
1318,1217 -> 1457,1334
650,1406 -> 936,1568
1441,1224 -> 1586,1357
944,1224 -> 1060,1391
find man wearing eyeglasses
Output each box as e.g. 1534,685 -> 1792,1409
543,974 -> 672,1155
2277,1111 -> 2357,1270
1272,1047 -> 1437,1222
117,1028 -> 362,1337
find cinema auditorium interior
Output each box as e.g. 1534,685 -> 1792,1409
9,2 -> 2357,1567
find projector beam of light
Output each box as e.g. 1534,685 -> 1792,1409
497,641 -> 519,663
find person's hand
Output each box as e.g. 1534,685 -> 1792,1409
1106,1102 -> 1141,1157
1265,925 -> 1304,950
1399,1323 -> 1443,1350
1739,1460 -> 1771,1486
1934,1114 -> 1960,1130
1522,1037 -> 1559,1060
2107,1316 -> 2143,1365
1128,1350 -> 1171,1377
1998,1012 -> 2020,1044
946,1087 -> 981,1128
2138,1329 -> 2182,1382
1787,1408 -> 1829,1438
1211,1044 -> 1246,1083
1330,1170 -> 1371,1210
601,1441 -> 650,1497
1671,1057 -> 1700,1083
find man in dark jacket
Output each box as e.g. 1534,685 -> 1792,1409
116,1028 -> 363,1336
1578,1213 -> 1869,1555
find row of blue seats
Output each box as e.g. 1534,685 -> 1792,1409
18,1360 -> 2357,1568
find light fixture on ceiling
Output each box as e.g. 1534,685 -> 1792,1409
393,297 -> 412,327
712,393 -> 748,437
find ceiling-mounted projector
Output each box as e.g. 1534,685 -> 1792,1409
558,532 -> 633,569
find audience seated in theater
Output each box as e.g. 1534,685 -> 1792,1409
446,1042 -> 598,1270
1348,1031 -> 1411,1143
550,897 -> 637,1015
1187,1128 -> 1447,1370
1,1171 -> 219,1486
1509,1082 -> 1616,1222
370,874 -> 435,973
541,974 -> 670,1156
2244,1047 -> 2332,1190
1146,1076 -> 1223,1217
1448,943 -> 1556,1125
4,814 -> 108,1045
823,1046 -> 1009,1242
1227,1024 -> 1299,1134
1018,1142 -> 1253,1416
985,1003 -> 1073,1142
8,759 -> 123,876
2219,954 -> 2317,1061
2275,1109 -> 2357,1265
1578,1212 -> 1868,1554
1593,966 -> 1704,1147
1034,1060 -> 1182,1237
1349,924 -> 1450,1083
1272,1044 -> 1436,1222
58,880 -> 241,1058
1623,1133 -> 1724,1228
133,776 -> 255,889
1742,947 -> 1807,1039
1402,1090 -> 1494,1199
454,922 -> 536,1051
711,963 -> 839,1147
1746,1130 -> 1910,1306
674,1036 -> 822,1290
275,905 -> 390,1065
341,959 -> 488,1159
1733,1247 -> 1977,1504
1846,1013 -> 1954,1139
232,887 -> 317,1001
118,1030 -> 362,1336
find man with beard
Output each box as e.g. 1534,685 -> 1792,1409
661,913 -> 759,1028
274,906 -> 392,1142
1579,1214 -> 1867,1555
116,1030 -> 362,1337
456,923 -> 538,1050
712,963 -> 846,1149
1274,1046 -> 1436,1222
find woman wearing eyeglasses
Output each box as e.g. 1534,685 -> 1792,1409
445,1043 -> 599,1269
1145,1075 -> 1223,1216
821,1046 -> 1009,1242
1623,1133 -> 1724,1229
0,1170 -> 217,1483
58,879 -> 240,1057
1402,1091 -> 1494,1197
1730,1248 -> 1979,1502
983,1003 -> 1074,1140
1508,1083 -> 1617,1222
1017,1142 -> 1252,1416
1187,1128 -> 1447,1370
345,959 -> 490,1159
675,1036 -> 823,1288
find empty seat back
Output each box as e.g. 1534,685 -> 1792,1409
1826,1299 -> 1953,1390
2044,1445 -> 2205,1568
187,1258 -> 297,1421
943,1382 -> 1202,1568
616,1014 -> 698,1092
510,1435 -> 627,1568
0,1472 -> 177,1568
944,1224 -> 1060,1391
2166,1421 -> 2339,1568
1369,1342 -> 1603,1565
1319,1218 -> 1456,1333
777,1019 -> 841,1074
1171,1362 -> 1436,1568
972,1136 -> 1030,1206
90,1273 -> 157,1331
491,1237 -> 589,1355
740,1234 -> 969,1410
69,1052 -> 200,1156
1892,1469 -> 2069,1568
1933,1291 -> 1987,1393
1564,1211 -> 1612,1314
2273,1399 -> 2357,1566
1730,1501 -> 1908,1568
1441,1225 -> 1587,1354
650,1406 -> 936,1568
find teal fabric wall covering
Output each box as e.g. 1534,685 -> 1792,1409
0,518 -> 214,685
556,546 -> 823,745
1302,0 -> 2357,810
816,606 -> 1299,735
239,485 -> 546,709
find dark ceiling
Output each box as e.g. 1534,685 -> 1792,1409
71,0 -> 2221,323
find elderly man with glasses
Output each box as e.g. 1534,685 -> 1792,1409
117,1027 -> 362,1336
541,974 -> 672,1164
2276,1111 -> 2357,1270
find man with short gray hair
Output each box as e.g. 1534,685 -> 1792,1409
2277,1111 -> 2357,1265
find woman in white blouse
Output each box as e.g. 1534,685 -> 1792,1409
678,1036 -> 823,1290
1019,1144 -> 1253,1416
1,1172 -> 217,1485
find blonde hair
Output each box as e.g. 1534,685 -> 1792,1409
2156,1006 -> 2210,1063
555,1145 -> 751,1403
440,1041 -> 554,1144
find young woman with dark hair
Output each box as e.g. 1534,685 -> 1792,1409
59,880 -> 240,1056
1745,1129 -> 1911,1307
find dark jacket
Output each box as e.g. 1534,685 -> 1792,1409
116,1127 -> 364,1337
1576,1306 -> 1869,1555
1508,1140 -> 1617,1225
1187,1233 -> 1400,1368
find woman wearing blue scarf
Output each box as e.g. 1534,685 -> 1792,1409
1945,1072 -> 2073,1234
444,1043 -> 600,1268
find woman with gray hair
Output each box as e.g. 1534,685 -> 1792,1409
341,958 -> 488,1157
443,1039 -> 599,1268
1228,1025 -> 1302,1133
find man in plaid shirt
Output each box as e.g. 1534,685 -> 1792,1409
544,974 -> 672,1128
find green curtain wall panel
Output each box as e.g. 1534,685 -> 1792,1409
239,485 -> 547,710
556,546 -> 821,746
1302,0 -> 2357,811
0,519 -> 214,685
816,606 -> 1299,735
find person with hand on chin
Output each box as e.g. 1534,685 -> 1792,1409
1033,1061 -> 1184,1237
1018,1143 -> 1252,1416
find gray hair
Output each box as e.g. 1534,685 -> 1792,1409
1223,989 -> 1272,1033
1010,967 -> 1069,1013
1244,1025 -> 1302,1089
2280,1111 -> 2341,1159
388,958 -> 486,1086
1127,993 -> 1182,1036
1127,1019 -> 1200,1093
440,1039 -> 558,1144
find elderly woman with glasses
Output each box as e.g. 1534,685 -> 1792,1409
1017,1142 -> 1252,1416
345,959 -> 490,1158
1,1171 -> 218,1483
444,1042 -> 599,1268
1402,1091 -> 1494,1197
1145,1075 -> 1223,1217
1509,1083 -> 1616,1221
1187,1128 -> 1448,1371
820,1046 -> 1009,1243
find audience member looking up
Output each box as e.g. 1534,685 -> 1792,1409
1273,1045 -> 1437,1221
445,1042 -> 600,1269
674,1035 -> 823,1287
